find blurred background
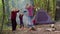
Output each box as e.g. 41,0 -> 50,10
0,0 -> 58,31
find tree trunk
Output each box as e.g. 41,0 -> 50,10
0,0 -> 5,34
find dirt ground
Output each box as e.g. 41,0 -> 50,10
1,22 -> 60,34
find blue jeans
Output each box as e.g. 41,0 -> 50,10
28,16 -> 34,28
29,16 -> 33,19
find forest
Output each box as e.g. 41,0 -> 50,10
0,0 -> 56,31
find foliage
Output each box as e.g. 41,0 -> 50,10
34,0 -> 56,21
0,0 -> 3,23
0,0 -> 56,30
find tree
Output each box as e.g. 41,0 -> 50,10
0,0 -> 5,34
34,0 -> 56,21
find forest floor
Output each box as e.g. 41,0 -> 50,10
1,21 -> 60,34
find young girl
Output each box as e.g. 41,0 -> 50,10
19,13 -> 24,29
16,10 -> 20,25
16,9 -> 24,30
23,9 -> 36,31
11,8 -> 19,31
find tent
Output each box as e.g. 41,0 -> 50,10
33,9 -> 55,24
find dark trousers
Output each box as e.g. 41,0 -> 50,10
11,19 -> 17,31
20,15 -> 24,28
20,20 -> 24,28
